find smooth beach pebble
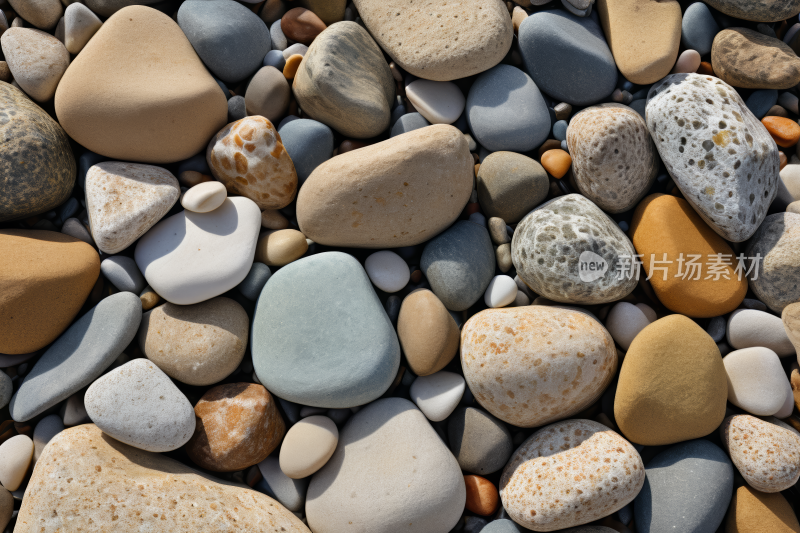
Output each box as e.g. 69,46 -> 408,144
484,275 -> 517,308
397,289 -> 460,376
604,302 -> 652,351
405,80 -> 466,125
726,309 -> 795,356
409,371 -> 465,422
279,415 -> 338,479
255,229 -> 308,267
181,181 -> 227,213
723,347 -> 792,416
763,115 -> 800,147
448,407 -> 513,476
364,251 -> 410,293
672,49 -> 701,73
464,475 -> 499,516
726,485 -> 800,533
283,54 -> 303,79
0,434 -> 33,491
540,149 -> 572,178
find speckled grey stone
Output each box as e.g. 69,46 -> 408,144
703,0 -> 800,23
101,255 -> 146,294
9,292 -> 142,422
744,212 -> 800,312
681,2 -> 720,56
465,64 -> 550,152
421,220 -> 495,312
227,95 -> 247,122
251,252 -> 400,408
646,73 -> 779,242
634,439 -> 733,533
477,152 -> 548,224
278,118 -> 334,184
511,194 -> 637,304
390,112 -> 430,138
448,407 -> 513,475
257,456 -> 308,512
238,261 -> 271,301
0,370 -> 11,409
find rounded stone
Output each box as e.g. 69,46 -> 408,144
615,314 -> 728,445
723,347 -> 791,416
279,415 -> 338,479
364,250 -> 410,293
447,407 -> 513,476
1,28 -> 69,103
703,0 -> 800,21
476,151 -> 548,224
512,194 -> 637,305
244,66 -> 290,123
277,118 -> 334,185
32,414 -> 63,463
464,475 -> 498,516
181,181 -> 227,213
725,485 -> 800,532
185,383 -> 285,472
238,262 -> 271,301
391,112 -> 430,137
397,289 -> 460,377
462,306 -> 617,428
604,302 -> 652,351
567,103 -> 658,213
409,371 -> 464,422
782,302 -> 800,355
681,2 -> 720,57
500,419 -> 644,531
406,79 -> 465,125
0,82 -> 75,222
712,28 -> 800,90
257,456 -> 309,512
726,309 -> 794,356
7,0 -> 62,30
101,256 -> 146,294
280,7 -> 325,45
84,359 -> 195,453
306,398 -> 466,533
484,275 -> 517,308
0,435 -> 33,491
744,212 -> 800,312
64,2 -> 102,55
255,229 -> 308,267
138,297 -> 248,386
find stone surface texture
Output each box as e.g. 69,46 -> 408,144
745,212 -> 800,312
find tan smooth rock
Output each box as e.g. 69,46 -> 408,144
244,66 -> 290,123
7,0 -> 61,30
254,229 -> 308,266
54,5 -> 228,163
14,424 -> 309,532
712,28 -> 800,90
725,485 -> 800,533
186,383 -> 286,472
397,289 -> 460,377
279,415 -> 338,479
461,306 -> 617,428
500,419 -> 644,531
297,124 -> 472,248
261,208 -> 290,229
207,116 -> 298,210
1,28 -> 69,102
353,0 -> 513,81
0,486 -> 11,531
0,434 -> 33,491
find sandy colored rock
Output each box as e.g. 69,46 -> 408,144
397,289 -> 459,377
7,0 -> 61,30
254,229 -> 308,266
244,66 -> 290,123
722,415 -> 800,492
567,103 -> 658,213
712,29 -> 800,90
615,314 -> 728,445
138,297 -> 248,386
745,212 -> 800,312
279,415 -> 338,479
476,151 -> 548,224
85,162 -> 180,254
207,116 -> 298,210
0,434 -> 33,491
1,28 -> 69,102
297,125 -> 472,248
782,302 -> 800,355
261,208 -> 290,230
186,383 -> 285,472
461,306 -> 617,428
0,230 -> 99,355
54,5 -> 228,163
597,0 -> 681,84
630,194 -> 748,317
726,485 -> 800,533
14,424 -> 309,532
500,419 -> 644,532
704,0 -> 800,21
353,0 -> 512,81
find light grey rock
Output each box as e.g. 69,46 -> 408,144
257,456 -> 309,512
60,392 -> 90,426
447,406 -> 513,475
101,255 -> 146,294
726,309 -> 794,356
745,212 -> 800,312
32,414 -> 63,463
63,2 -> 101,54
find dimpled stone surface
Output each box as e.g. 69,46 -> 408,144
723,415 -> 800,492
745,212 -> 800,312
511,194 -> 637,305
500,420 -> 644,532
0,82 -> 75,222
712,28 -> 800,90
14,424 -> 310,533
646,73 -> 779,242
704,0 -> 800,22
567,104 -> 657,214
461,306 -> 617,428
207,116 -> 298,210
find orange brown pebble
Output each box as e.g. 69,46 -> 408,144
283,54 -> 304,79
762,116 -> 800,147
464,475 -> 499,516
540,149 -> 572,179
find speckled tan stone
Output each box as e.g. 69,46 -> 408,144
14,424 -> 309,532
615,314 -> 728,445
782,302 -> 800,356
186,383 -> 285,472
745,212 -> 800,312
722,415 -> 800,492
397,289 -> 460,377
207,116 -> 298,210
500,419 -> 644,532
85,161 -> 180,254
725,485 -> 800,533
254,229 -> 308,266
712,28 -> 800,90
461,306 -> 617,428
1,28 -> 69,102
138,297 -> 248,386
567,104 -> 657,213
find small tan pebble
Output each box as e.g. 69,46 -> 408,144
496,243 -> 511,273
500,419 -> 644,531
255,229 -> 308,266
138,285 -> 161,311
511,6 -> 527,33
0,434 -> 33,491
397,289 -> 459,377
180,181 -> 227,213
554,102 -> 572,121
283,53 -> 303,79
279,415 -> 338,479
722,414 -> 800,492
177,170 -> 212,188
0,61 -> 11,83
260,208 -> 290,229
488,217 -> 509,244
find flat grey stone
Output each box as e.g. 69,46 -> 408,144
278,118 -> 334,185
257,456 -> 308,512
238,261 -> 271,301
61,218 -> 94,246
681,2 -> 719,56
101,255 -> 146,294
390,112 -> 430,138
448,406 -> 513,475
32,414 -> 63,463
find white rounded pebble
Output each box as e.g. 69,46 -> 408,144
0,435 -> 33,491
63,2 -> 101,54
605,302 -> 651,351
280,415 -> 339,479
364,250 -> 410,293
32,414 -> 64,463
672,49 -> 701,74
282,43 -> 308,60
270,20 -> 287,50
635,303 -> 657,322
181,181 -> 227,213
409,371 -> 465,422
723,347 -> 790,416
484,275 -> 518,308
405,79 -> 466,125
727,309 -> 795,356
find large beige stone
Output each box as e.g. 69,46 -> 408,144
54,5 -> 228,163
712,28 -> 800,90
296,125 -> 472,248
353,0 -> 513,81
14,424 -> 310,532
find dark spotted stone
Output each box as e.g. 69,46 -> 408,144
704,0 -> 800,22
712,28 -> 800,90
0,82 -> 75,222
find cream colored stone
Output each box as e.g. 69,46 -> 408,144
1,28 -> 69,102
7,0 -> 62,30
181,181 -> 227,213
782,302 -> 800,359
724,347 -> 791,416
255,229 -> 308,266
0,434 -> 33,491
280,415 -> 338,479
405,80 -> 465,125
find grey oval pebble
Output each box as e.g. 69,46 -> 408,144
257,456 -> 309,512
238,262 -> 272,301
32,414 -> 64,462
278,118 -> 334,184
448,406 -> 513,475
101,255 -> 146,294
390,112 -> 430,138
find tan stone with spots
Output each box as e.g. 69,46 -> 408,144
460,306 -> 617,428
722,414 -> 800,493
206,116 -> 298,210
500,419 -> 644,532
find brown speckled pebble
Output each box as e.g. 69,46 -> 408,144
500,419 -> 644,532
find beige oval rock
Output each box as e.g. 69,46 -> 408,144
500,419 -> 644,532
14,424 -> 310,532
461,306 -> 617,428
7,0 -> 62,30
712,28 -> 800,90
279,415 -> 338,479
181,181 -> 226,213
138,297 -> 248,386
297,125 -> 472,248
567,104 -> 658,213
255,229 -> 308,266
54,5 -> 228,163
397,289 -> 460,377
0,434 -> 33,491
722,414 -> 800,493
745,212 -> 800,312
1,28 -> 69,102
207,116 -> 298,210
353,0 -> 513,81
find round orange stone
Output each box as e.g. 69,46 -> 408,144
464,475 -> 498,516
283,54 -> 303,80
540,149 -> 572,179
762,116 -> 800,148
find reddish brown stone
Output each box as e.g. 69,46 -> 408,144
281,7 -> 326,45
